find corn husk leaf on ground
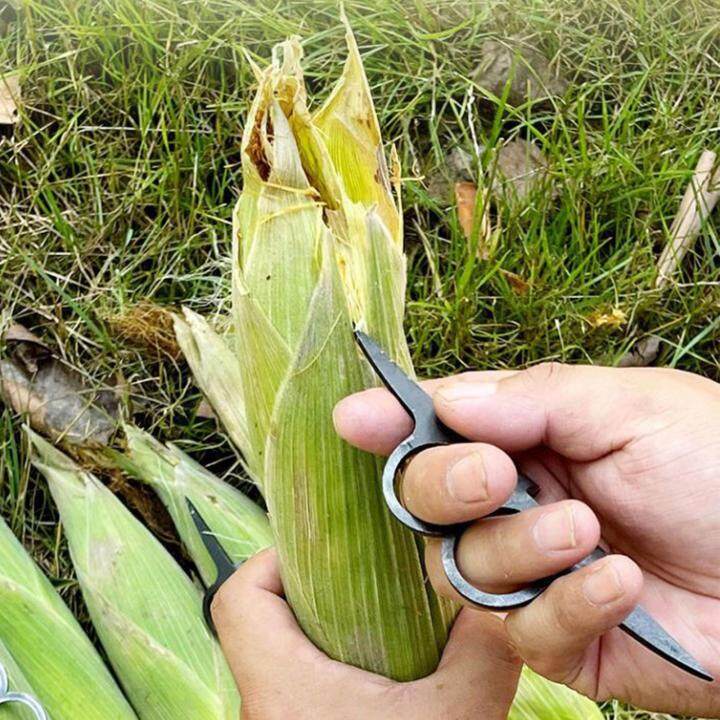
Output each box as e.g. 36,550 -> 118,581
28,430 -> 239,720
178,23 -> 602,718
0,508 -> 137,720
119,424 -> 272,586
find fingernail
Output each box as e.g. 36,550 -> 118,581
533,505 -> 577,553
446,452 -> 488,503
332,395 -> 358,434
435,382 -> 498,404
583,561 -> 625,606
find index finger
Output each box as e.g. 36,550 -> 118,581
333,371 -> 515,455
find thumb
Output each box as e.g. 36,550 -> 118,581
413,609 -> 521,715
211,548 -> 325,690
433,363 -> 654,461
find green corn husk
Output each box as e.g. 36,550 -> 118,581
512,667 -> 601,720
120,424 -> 272,585
0,511 -> 137,720
177,24 -> 602,719
28,430 -> 240,720
0,640 -> 39,720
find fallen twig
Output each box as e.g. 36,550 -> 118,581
655,150 -> 720,288
619,150 -> 719,366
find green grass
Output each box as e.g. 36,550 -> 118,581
0,1 -> 719,717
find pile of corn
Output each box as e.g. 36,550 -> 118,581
0,23 -> 602,720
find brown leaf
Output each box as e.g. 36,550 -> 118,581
0,322 -> 120,448
473,39 -> 568,106
455,181 -> 478,237
0,75 -> 20,125
455,181 -> 493,258
500,269 -> 530,294
618,336 -> 661,367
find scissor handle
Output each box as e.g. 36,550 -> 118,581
383,442 -> 552,608
383,437 -> 539,534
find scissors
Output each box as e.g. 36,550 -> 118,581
187,499 -> 237,634
354,330 -> 712,682
0,662 -> 48,720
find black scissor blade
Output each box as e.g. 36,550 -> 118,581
186,499 -> 235,586
620,605 -> 713,682
354,330 -> 433,421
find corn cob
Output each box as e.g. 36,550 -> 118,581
0,507 -> 136,720
28,430 -> 239,720
177,23 -> 603,718
120,424 -> 272,586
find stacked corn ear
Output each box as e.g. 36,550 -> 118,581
177,23 -> 603,718
511,668 -> 603,720
28,430 -> 240,720
0,640 -> 40,720
121,424 -> 272,585
0,510 -> 136,720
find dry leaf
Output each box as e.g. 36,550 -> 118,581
455,181 -> 478,237
0,322 -> 120,447
487,139 -> 551,205
618,336 -> 661,367
455,181 -> 492,258
500,268 -> 530,294
0,75 -> 20,125
586,307 -> 627,329
473,39 -> 568,106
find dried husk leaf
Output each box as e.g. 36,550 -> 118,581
313,21 -> 400,242
29,431 -> 239,720
174,310 -> 254,474
0,329 -> 119,449
121,424 -> 272,586
0,513 -> 136,720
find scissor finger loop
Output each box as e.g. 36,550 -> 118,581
440,531 -> 547,609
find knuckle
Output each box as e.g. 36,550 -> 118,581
523,361 -> 567,387
210,568 -> 245,623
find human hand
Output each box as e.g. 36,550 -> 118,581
333,363 -> 720,716
212,548 -> 521,720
